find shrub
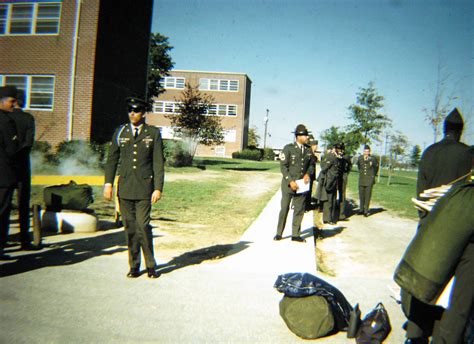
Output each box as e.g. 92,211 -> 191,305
163,140 -> 193,167
232,149 -> 262,161
262,148 -> 275,161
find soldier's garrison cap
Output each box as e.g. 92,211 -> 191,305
339,142 -> 345,150
309,136 -> 319,145
364,145 -> 371,150
0,85 -> 18,99
126,96 -> 148,112
444,107 -> 464,132
293,124 -> 310,136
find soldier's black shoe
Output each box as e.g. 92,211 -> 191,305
364,212 -> 369,217
291,236 -> 306,243
21,243 -> 41,251
405,338 -> 429,344
273,234 -> 282,241
147,268 -> 161,279
126,269 -> 140,278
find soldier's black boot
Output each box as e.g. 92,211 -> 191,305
273,234 -> 282,241
126,268 -> 140,278
147,267 -> 160,279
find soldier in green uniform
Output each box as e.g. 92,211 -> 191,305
357,145 -> 378,217
274,124 -> 313,242
417,108 -> 471,203
104,97 -> 165,278
0,86 -> 20,259
11,89 -> 37,250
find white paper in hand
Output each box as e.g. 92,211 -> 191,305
295,179 -> 310,194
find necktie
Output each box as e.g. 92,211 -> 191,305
134,128 -> 139,139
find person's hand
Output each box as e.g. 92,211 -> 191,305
303,174 -> 310,184
289,181 -> 298,191
151,190 -> 162,204
103,184 -> 113,201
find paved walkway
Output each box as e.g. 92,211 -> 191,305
1,189 -> 417,343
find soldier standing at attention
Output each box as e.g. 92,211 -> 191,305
0,86 -> 20,259
417,108 -> 471,203
274,124 -> 313,243
104,97 -> 165,279
357,145 -> 378,217
11,89 -> 37,250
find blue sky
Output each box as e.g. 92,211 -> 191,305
152,0 -> 473,152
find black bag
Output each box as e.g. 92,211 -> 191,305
356,303 -> 392,344
43,180 -> 94,211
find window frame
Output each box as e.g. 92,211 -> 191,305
159,77 -> 186,90
0,2 -> 61,36
1,74 -> 55,111
199,78 -> 239,92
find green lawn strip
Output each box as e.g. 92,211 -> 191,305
347,169 -> 418,219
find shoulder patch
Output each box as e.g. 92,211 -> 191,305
280,152 -> 286,161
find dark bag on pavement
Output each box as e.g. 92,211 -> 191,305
279,294 -> 335,339
43,180 -> 94,211
356,303 -> 392,344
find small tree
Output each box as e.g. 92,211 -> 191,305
410,145 -> 422,167
167,84 -> 224,159
247,126 -> 260,149
347,81 -> 391,147
320,126 -> 362,156
390,131 -> 409,162
147,33 -> 174,101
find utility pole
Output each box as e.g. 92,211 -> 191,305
263,109 -> 269,149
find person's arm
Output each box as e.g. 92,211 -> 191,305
103,128 -> 120,201
0,117 -> 19,157
151,128 -> 165,203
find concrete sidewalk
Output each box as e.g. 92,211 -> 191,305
1,190 -> 322,343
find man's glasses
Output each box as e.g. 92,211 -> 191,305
128,105 -> 146,113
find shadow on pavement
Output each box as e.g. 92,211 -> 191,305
0,230 -> 127,277
222,167 -> 270,172
156,241 -> 251,274
369,207 -> 386,216
315,226 -> 345,240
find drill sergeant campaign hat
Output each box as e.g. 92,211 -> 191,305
293,124 -> 310,136
0,85 -> 18,99
444,107 -> 464,133
126,96 -> 148,113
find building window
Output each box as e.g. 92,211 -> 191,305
0,2 -> 61,36
199,78 -> 239,92
1,74 -> 55,110
159,77 -> 185,89
204,104 -> 238,116
153,101 -> 181,114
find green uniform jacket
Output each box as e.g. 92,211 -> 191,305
105,123 -> 165,200
357,155 -> 378,187
416,136 -> 471,197
394,182 -> 474,304
280,143 -> 314,192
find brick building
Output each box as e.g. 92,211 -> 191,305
0,0 -> 153,146
148,70 -> 252,158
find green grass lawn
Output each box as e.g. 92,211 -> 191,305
347,168 -> 419,219
26,158 -> 281,251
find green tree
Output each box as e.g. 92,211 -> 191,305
320,126 -> 362,156
389,131 -> 409,162
247,126 -> 260,149
347,82 -> 391,147
167,84 -> 224,158
147,33 -> 174,101
410,145 -> 422,167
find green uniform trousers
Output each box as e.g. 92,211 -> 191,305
277,191 -> 306,237
119,198 -> 156,270
323,190 -> 337,223
358,185 -> 373,214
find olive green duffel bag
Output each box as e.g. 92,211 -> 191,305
279,295 -> 335,339
43,180 -> 94,211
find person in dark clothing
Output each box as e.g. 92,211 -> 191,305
417,108 -> 471,207
357,145 -> 378,217
274,124 -> 313,242
10,89 -> 36,250
320,145 -> 340,224
337,143 -> 352,221
0,86 -> 20,259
